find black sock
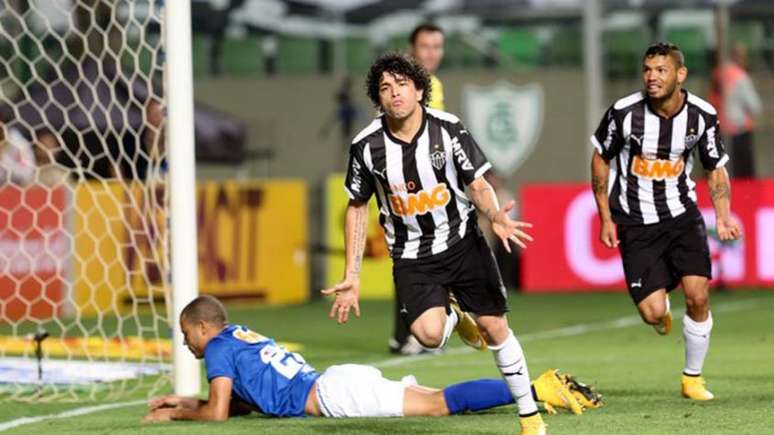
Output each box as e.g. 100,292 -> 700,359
392,300 -> 410,344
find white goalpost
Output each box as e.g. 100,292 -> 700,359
165,0 -> 201,397
0,0 -> 199,400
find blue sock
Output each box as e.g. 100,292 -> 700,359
443,379 -> 515,414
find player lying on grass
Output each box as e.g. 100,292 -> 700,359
143,296 -> 602,425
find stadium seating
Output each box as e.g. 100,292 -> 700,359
664,27 -> 709,73
346,37 -> 373,72
498,28 -> 542,67
548,27 -> 582,66
606,28 -> 650,78
729,21 -> 766,68
278,36 -> 318,74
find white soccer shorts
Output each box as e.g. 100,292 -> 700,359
315,364 -> 410,418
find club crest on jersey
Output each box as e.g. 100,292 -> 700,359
632,155 -> 685,180
430,148 -> 446,170
389,183 -> 451,217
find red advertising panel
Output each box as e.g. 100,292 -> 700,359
521,179 -> 774,292
0,185 -> 68,321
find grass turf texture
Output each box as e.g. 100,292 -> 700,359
3,290 -> 773,434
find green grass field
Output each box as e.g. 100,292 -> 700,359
3,290 -> 773,434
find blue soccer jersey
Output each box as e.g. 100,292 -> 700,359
204,324 -> 320,417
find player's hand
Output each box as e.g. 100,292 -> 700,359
142,407 -> 174,423
716,216 -> 742,241
491,200 -> 533,253
321,276 -> 361,324
148,395 -> 182,411
599,220 -> 619,248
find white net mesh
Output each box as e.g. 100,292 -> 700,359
0,0 -> 172,401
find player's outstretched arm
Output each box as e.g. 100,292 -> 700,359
143,377 -> 234,423
591,151 -> 619,248
148,394 -> 204,411
707,166 -> 742,241
468,177 -> 533,253
321,199 -> 366,324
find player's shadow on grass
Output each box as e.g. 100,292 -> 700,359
712,373 -> 771,383
228,407 -> 518,433
600,387 -> 684,401
281,415 -> 519,434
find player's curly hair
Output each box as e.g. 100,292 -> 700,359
366,52 -> 431,109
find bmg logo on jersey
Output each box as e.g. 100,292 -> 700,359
631,154 -> 685,180
389,183 -> 451,217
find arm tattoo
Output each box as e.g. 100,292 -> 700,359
709,180 -> 730,202
350,206 -> 368,276
591,173 -> 607,195
470,182 -> 498,221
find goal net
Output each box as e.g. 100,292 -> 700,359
0,0 -> 183,401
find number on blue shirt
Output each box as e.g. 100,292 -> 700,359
259,344 -> 309,379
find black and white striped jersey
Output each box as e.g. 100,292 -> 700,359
344,107 -> 491,260
591,90 -> 729,226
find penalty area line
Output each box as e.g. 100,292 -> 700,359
0,399 -> 147,432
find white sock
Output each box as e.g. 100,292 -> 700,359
420,308 -> 458,351
683,312 -> 713,376
490,329 -> 538,416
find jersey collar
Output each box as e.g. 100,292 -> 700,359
645,89 -> 688,120
381,105 -> 427,147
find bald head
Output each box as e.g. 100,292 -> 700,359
181,295 -> 227,327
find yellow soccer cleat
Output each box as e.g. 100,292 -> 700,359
682,375 -> 714,400
559,373 -> 604,410
654,293 -> 672,336
449,294 -> 487,351
520,413 -> 547,435
532,369 -> 583,415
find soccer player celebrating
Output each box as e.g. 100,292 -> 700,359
143,296 -> 598,424
389,22 -> 447,356
590,43 -> 742,400
323,53 -> 545,434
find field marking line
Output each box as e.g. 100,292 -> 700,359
0,399 -> 146,432
0,297 -> 762,431
370,298 -> 762,368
